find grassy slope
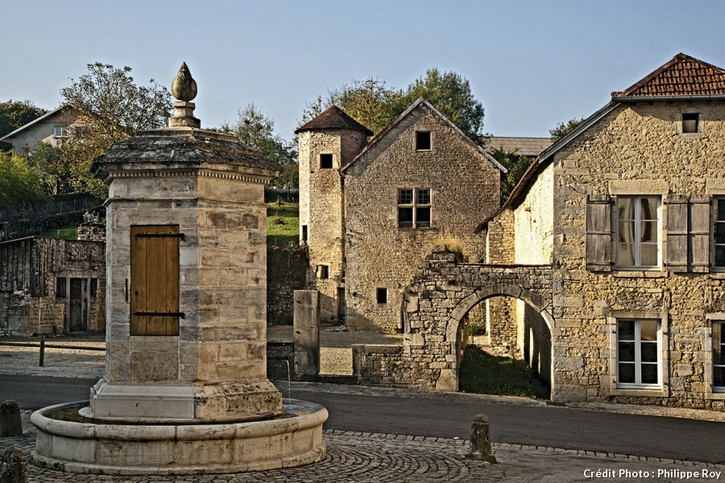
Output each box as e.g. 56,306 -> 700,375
267,201 -> 299,247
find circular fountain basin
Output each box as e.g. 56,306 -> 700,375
31,399 -> 328,475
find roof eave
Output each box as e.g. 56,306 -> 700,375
612,94 -> 725,102
0,105 -> 71,144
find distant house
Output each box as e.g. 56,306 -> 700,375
297,99 -> 505,332
0,236 -> 105,336
0,105 -> 80,152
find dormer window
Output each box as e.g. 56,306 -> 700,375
682,113 -> 699,134
320,153 -> 333,169
415,131 -> 431,151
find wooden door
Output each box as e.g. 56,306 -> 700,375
130,225 -> 180,336
69,278 -> 87,331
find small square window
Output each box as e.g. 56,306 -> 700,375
54,126 -> 66,138
320,153 -> 333,169
682,113 -> 699,134
301,225 -> 308,242
317,265 -> 329,279
416,131 -> 431,151
376,288 -> 388,304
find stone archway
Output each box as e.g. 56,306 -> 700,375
444,287 -> 555,396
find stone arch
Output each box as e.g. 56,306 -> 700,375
445,284 -> 554,397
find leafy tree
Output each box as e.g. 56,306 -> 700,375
0,100 -> 47,140
0,151 -> 45,208
27,142 -> 71,195
490,148 -> 535,204
550,117 -> 586,141
301,69 -> 484,139
220,103 -> 298,187
59,63 -> 173,197
396,68 -> 485,139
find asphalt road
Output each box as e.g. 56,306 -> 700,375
4,375 -> 725,465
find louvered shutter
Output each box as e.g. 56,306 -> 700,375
665,194 -> 688,273
690,194 -> 711,273
586,194 -> 612,272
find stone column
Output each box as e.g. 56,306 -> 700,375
294,290 -> 320,378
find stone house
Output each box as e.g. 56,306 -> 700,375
485,52 -> 725,408
0,236 -> 105,335
297,99 -> 506,333
0,105 -> 80,152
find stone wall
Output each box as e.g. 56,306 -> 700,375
343,104 -> 501,333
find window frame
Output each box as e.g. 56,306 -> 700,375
317,265 -> 330,279
682,112 -> 699,134
319,153 -> 333,169
712,321 -> 725,393
615,195 -> 662,270
53,126 -> 66,138
713,197 -> 725,270
615,318 -> 662,389
397,187 -> 432,229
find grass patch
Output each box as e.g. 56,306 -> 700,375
459,345 -> 549,399
267,201 -> 299,247
40,224 -> 78,240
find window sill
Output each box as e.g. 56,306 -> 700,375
708,390 -> 725,400
611,387 -> 667,398
680,133 -> 702,140
613,270 -> 667,278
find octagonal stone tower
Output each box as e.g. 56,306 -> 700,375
87,65 -> 282,422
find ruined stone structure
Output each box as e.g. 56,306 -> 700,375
357,53 -> 725,411
298,100 -> 505,332
0,236 -> 105,335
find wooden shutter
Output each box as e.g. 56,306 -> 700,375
130,225 -> 181,336
586,194 -> 612,272
690,194 -> 711,273
665,194 -> 689,273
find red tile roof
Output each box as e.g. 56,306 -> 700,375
294,106 -> 373,135
612,53 -> 725,98
483,136 -> 552,157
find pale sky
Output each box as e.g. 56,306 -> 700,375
2,0 -> 724,141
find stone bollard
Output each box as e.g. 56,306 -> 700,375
0,401 -> 22,438
0,449 -> 27,483
465,413 -> 497,463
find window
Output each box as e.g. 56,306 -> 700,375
714,322 -> 725,392
398,188 -> 431,228
715,199 -> 725,268
376,288 -> 387,304
54,126 -> 66,138
317,265 -> 329,279
301,225 -> 308,242
617,319 -> 660,388
415,131 -> 431,151
682,113 -> 699,134
56,277 -> 67,299
320,153 -> 333,169
90,278 -> 98,298
616,196 -> 660,268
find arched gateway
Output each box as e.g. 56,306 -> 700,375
353,246 -> 554,396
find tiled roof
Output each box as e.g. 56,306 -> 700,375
483,136 -> 552,157
294,106 -> 373,135
612,53 -> 725,98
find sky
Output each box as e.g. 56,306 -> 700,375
2,1 -> 725,141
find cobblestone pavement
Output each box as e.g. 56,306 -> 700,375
2,412 -> 724,483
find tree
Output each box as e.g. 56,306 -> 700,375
59,63 -> 173,197
397,68 -> 485,139
27,142 -> 71,195
0,151 -> 45,208
220,103 -> 298,187
490,148 -> 535,204
0,100 -> 47,140
550,117 -> 586,141
301,69 -> 484,139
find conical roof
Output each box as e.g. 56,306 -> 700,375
295,106 -> 373,135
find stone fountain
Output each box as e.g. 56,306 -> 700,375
30,63 -> 327,475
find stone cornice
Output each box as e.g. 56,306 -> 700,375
108,168 -> 273,185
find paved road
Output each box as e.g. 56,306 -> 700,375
4,374 -> 725,465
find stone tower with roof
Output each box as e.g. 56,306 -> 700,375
295,107 -> 372,322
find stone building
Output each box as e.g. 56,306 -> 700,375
0,105 -> 80,152
356,53 -> 725,410
0,236 -> 105,335
297,99 -> 506,332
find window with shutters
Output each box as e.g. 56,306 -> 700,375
714,198 -> 725,269
615,196 -> 661,269
616,319 -> 661,389
130,225 -> 181,336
